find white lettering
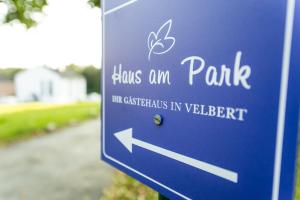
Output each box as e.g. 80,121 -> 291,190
181,51 -> 251,89
112,64 -> 142,85
181,56 -> 205,85
149,69 -> 171,85
233,51 -> 251,89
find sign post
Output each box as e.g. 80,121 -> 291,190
158,193 -> 169,200
101,0 -> 300,199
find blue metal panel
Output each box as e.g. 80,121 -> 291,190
102,1 -> 300,199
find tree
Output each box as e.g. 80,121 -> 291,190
65,64 -> 101,94
0,68 -> 22,80
88,0 -> 100,8
1,0 -> 100,28
81,66 -> 101,94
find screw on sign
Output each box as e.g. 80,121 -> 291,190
153,114 -> 163,126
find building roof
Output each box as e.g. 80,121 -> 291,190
60,71 -> 84,79
16,67 -> 85,80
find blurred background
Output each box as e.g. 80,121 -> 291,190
0,0 -> 156,199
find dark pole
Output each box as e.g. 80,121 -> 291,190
158,193 -> 169,200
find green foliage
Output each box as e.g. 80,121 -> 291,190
65,64 -> 101,94
65,64 -> 83,74
88,0 -> 100,8
0,102 -> 100,145
82,66 -> 101,94
3,0 -> 47,28
296,149 -> 300,200
0,68 -> 22,80
101,171 -> 157,200
1,0 -> 100,28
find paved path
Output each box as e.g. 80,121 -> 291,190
0,119 -> 114,200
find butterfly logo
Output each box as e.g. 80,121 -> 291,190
147,19 -> 176,61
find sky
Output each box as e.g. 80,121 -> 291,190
0,0 -> 102,69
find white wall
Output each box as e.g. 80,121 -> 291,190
15,68 -> 60,102
55,78 -> 87,103
15,68 -> 87,103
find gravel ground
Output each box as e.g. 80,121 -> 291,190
0,119 -> 113,200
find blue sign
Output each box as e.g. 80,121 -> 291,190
101,0 -> 300,199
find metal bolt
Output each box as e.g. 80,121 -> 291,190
153,114 -> 163,126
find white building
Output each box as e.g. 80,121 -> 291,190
15,67 -> 87,103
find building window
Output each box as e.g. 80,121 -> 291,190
40,81 -> 53,97
48,81 -> 53,96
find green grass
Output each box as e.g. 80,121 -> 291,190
0,102 -> 100,145
296,152 -> 300,200
101,171 -> 156,200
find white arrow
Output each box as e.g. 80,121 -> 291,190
114,128 -> 238,183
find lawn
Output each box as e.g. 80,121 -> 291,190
0,102 -> 100,145
296,156 -> 300,200
101,171 -> 156,200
